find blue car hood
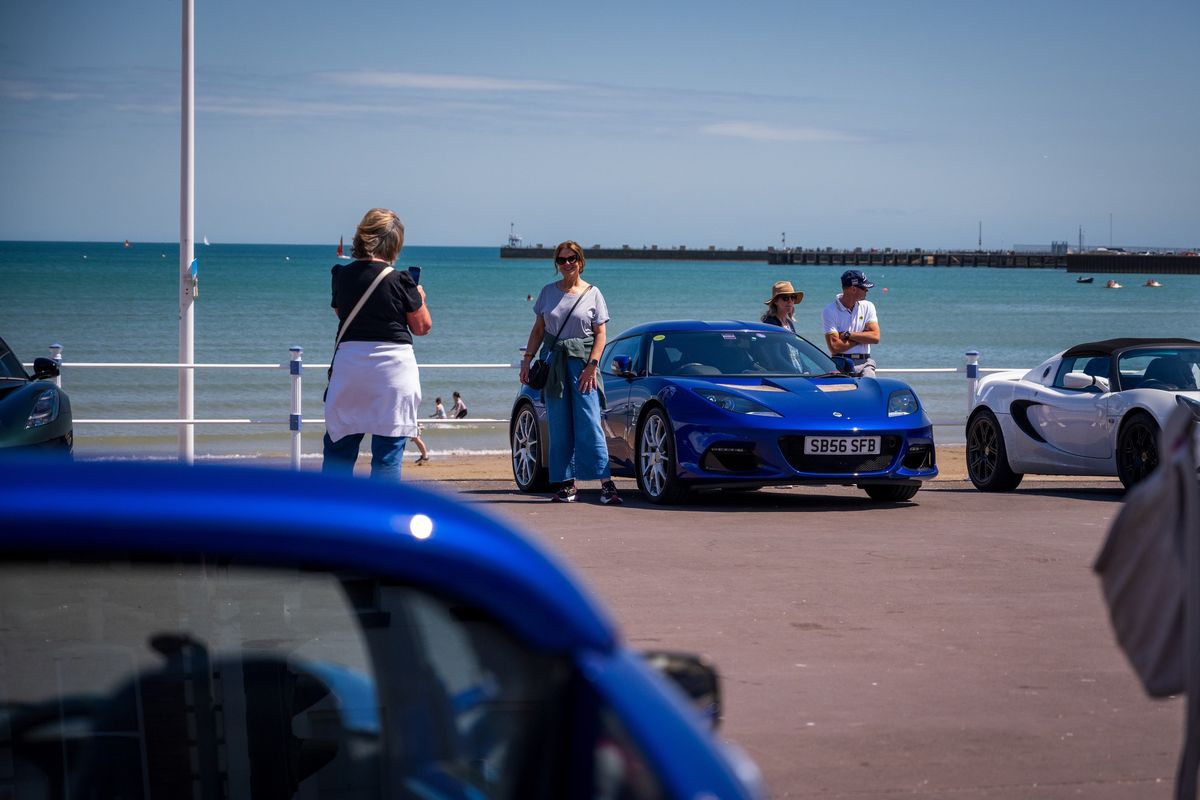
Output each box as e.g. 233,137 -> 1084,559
677,375 -> 914,423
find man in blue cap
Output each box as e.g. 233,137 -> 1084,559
822,269 -> 880,377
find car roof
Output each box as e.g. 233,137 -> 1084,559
0,459 -> 617,653
614,319 -> 788,339
1062,337 -> 1200,357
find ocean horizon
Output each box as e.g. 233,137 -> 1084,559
3,240 -> 1197,461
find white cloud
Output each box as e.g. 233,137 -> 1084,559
701,121 -> 862,143
0,80 -> 83,102
320,71 -> 569,93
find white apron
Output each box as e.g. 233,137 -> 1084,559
324,342 -> 421,443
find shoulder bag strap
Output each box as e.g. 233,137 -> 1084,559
334,266 -> 394,352
551,285 -> 592,340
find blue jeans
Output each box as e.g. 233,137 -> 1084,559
546,357 -> 611,484
322,432 -> 408,482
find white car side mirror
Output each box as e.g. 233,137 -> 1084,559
1063,371 -> 1109,392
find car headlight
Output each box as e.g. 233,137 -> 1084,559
26,387 -> 61,429
887,389 -> 919,417
1178,395 -> 1200,421
692,388 -> 782,417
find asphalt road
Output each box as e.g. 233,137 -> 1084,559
444,477 -> 1179,799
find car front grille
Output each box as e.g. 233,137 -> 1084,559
778,435 -> 901,474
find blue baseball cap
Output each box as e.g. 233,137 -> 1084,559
841,269 -> 875,289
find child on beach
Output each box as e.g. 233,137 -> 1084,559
431,397 -> 446,418
450,391 -> 468,419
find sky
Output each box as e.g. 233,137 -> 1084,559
1,0 -> 1197,249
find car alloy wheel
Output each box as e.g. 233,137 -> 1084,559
636,408 -> 687,504
1116,412 -> 1158,489
965,409 -> 1023,492
511,404 -> 549,493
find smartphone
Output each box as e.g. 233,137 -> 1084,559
407,265 -> 421,285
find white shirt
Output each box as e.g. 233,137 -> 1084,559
821,295 -> 877,355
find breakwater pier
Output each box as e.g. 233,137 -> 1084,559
500,245 -> 1199,273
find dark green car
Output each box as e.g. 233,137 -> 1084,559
0,337 -> 73,455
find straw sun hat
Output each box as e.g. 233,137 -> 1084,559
764,280 -> 804,305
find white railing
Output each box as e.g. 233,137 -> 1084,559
28,345 -> 1015,469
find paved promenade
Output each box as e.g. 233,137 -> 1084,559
441,477 -> 1177,799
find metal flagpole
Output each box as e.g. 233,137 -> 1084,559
179,0 -> 196,462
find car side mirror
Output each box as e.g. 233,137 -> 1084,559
1063,371 -> 1109,392
643,650 -> 722,728
32,358 -> 60,380
831,355 -> 854,376
611,355 -> 636,378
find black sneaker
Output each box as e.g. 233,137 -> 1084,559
551,481 -> 577,503
599,480 -> 622,505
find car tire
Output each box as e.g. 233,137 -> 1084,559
1116,412 -> 1159,489
966,409 -> 1023,491
511,403 -> 549,493
862,484 -> 920,502
636,407 -> 689,505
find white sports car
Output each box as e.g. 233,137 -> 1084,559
966,338 -> 1200,490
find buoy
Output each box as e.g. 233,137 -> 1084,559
882,287 -> 888,293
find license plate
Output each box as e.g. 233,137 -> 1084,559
804,436 -> 881,455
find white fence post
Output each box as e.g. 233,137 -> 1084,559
49,343 -> 63,388
965,350 -> 979,414
289,346 -> 303,470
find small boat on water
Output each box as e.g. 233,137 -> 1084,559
1105,279 -> 1123,289
336,235 -> 351,259
1075,276 -> 1094,284
1144,279 -> 1163,287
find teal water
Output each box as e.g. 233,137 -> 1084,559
3,240 -> 1198,458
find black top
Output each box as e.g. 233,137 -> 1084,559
330,261 -> 423,345
1062,337 -> 1200,358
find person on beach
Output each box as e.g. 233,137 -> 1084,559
431,397 -> 447,419
761,280 -> 804,333
822,269 -> 879,377
323,208 -> 431,480
450,391 -> 468,419
412,427 -> 430,465
519,241 -> 620,505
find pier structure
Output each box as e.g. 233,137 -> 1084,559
500,245 -> 1198,273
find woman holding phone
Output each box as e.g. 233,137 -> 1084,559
520,241 -> 621,505
323,207 -> 431,481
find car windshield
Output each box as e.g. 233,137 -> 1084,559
1117,347 -> 1200,392
0,341 -> 28,380
647,329 -> 837,377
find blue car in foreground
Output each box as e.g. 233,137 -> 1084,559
0,460 -> 763,799
511,320 -> 937,503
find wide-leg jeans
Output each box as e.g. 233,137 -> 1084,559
546,357 -> 611,484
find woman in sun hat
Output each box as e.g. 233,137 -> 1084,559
761,280 -> 804,333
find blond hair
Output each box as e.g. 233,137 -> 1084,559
351,208 -> 405,263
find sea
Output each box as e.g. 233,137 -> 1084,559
2,240 -> 1197,462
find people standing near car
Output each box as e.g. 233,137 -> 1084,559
519,240 -> 620,505
761,280 -> 804,333
323,208 -> 431,481
450,391 -> 468,419
822,269 -> 879,377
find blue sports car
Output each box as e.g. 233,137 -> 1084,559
0,459 -> 764,799
511,320 -> 938,503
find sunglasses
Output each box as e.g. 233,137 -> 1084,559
555,254 -> 579,266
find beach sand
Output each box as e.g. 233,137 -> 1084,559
400,445 -> 972,482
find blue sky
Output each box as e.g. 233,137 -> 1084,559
1,0 -> 1196,249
